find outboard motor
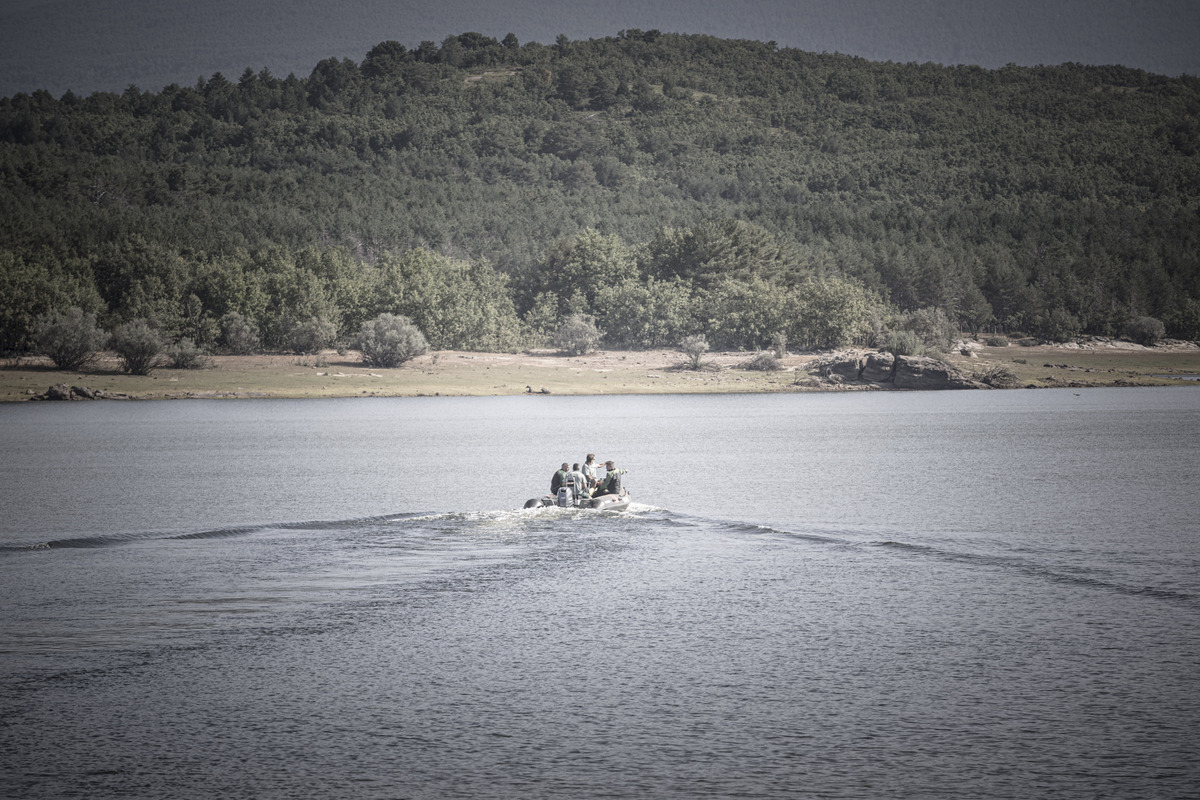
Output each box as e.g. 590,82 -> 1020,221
556,485 -> 573,507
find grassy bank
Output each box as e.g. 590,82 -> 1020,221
2,344 -> 1199,402
948,343 -> 1200,390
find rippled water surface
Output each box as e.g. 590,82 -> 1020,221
2,389 -> 1199,798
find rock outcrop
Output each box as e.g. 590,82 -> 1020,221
859,352 -> 896,383
891,356 -> 986,390
811,352 -> 988,390
30,383 -> 129,401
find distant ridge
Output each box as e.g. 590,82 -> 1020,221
2,0 -> 1198,97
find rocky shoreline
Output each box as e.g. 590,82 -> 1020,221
28,383 -> 134,401
5,338 -> 1200,401
808,351 -> 990,390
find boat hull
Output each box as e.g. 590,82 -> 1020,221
524,490 -> 631,512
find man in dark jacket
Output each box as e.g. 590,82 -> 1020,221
550,463 -> 570,494
594,460 -> 626,497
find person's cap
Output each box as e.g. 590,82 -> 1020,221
605,460 -> 615,469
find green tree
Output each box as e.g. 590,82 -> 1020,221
256,251 -> 341,349
882,329 -> 923,357
110,318 -> 164,375
283,315 -> 337,355
1029,306 -> 1081,343
1126,316 -> 1165,346
528,229 -> 638,317
34,307 -> 109,370
678,334 -> 710,370
901,306 -> 958,352
957,283 -> 995,338
307,57 -> 363,111
376,249 -> 523,351
219,311 -> 260,354
356,313 -> 428,366
787,278 -> 877,350
700,277 -> 789,350
592,277 -> 695,348
89,237 -> 190,332
644,220 -> 801,289
0,252 -> 104,353
1164,298 -> 1200,341
165,338 -> 211,369
191,255 -> 270,328
521,291 -> 560,346
362,41 -> 410,80
553,313 -> 602,355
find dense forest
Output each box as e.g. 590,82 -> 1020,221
2,30 -> 1199,356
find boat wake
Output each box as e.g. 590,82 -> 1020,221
3,507 -> 1194,610
0,504 -> 665,553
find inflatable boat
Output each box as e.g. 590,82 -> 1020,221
524,487 -> 631,512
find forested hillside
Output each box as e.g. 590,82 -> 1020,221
2,30 -> 1199,355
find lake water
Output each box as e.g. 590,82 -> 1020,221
2,388 -> 1199,799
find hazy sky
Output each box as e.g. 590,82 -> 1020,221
2,0 -> 1198,97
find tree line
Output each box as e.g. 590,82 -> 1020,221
2,30 -> 1198,359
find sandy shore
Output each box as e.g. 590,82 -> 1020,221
2,342 -> 1199,401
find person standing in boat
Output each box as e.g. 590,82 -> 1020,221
582,454 -> 601,492
594,460 -> 627,497
550,462 -> 570,494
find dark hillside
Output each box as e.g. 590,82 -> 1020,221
2,31 -> 1198,353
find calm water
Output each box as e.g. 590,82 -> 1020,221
2,389 -> 1198,799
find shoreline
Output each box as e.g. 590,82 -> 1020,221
2,342 -> 1199,402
